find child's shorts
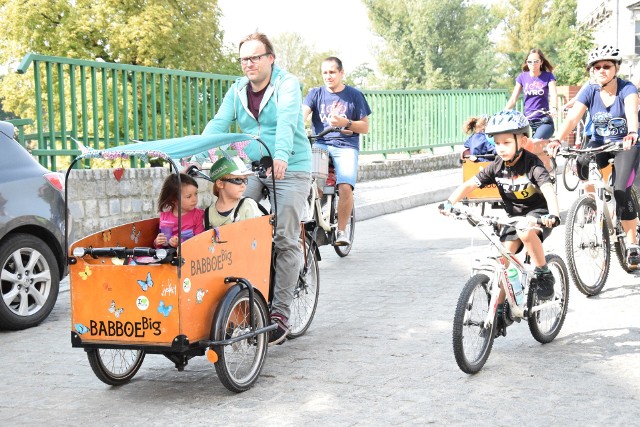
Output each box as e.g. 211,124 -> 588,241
499,208 -> 552,253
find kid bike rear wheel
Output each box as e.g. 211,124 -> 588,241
527,254 -> 570,343
452,273 -> 496,374
565,194 -> 610,296
613,185 -> 640,273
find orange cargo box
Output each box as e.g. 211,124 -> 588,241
461,159 -> 501,202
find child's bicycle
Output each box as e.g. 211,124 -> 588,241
556,141 -> 640,296
307,127 -> 356,257
441,206 -> 569,374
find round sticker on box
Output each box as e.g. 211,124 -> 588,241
183,277 -> 191,293
136,295 -> 150,310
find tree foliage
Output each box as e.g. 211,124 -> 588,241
363,0 -> 499,89
270,32 -> 332,93
496,0 -> 592,86
0,0 -> 238,120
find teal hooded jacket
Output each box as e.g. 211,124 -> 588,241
202,65 -> 311,172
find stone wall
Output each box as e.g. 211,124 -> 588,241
67,152 -> 460,239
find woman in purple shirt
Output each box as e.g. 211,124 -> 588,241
505,48 -> 558,139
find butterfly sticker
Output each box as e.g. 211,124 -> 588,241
137,272 -> 153,291
130,225 -> 141,243
75,323 -> 89,334
78,265 -> 92,280
158,300 -> 173,317
108,300 -> 124,318
102,230 -> 111,242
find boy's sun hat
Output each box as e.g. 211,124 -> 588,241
209,156 -> 253,181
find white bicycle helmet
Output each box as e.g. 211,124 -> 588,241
485,110 -> 530,137
587,45 -> 621,68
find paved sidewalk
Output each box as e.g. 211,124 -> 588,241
355,168 -> 459,221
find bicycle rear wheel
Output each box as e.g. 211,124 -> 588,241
528,254 -> 569,343
288,235 -> 319,338
452,274 -> 495,374
565,195 -> 610,295
614,185 -> 640,273
331,191 -> 355,257
562,156 -> 580,192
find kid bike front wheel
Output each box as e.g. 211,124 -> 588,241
288,234 -> 320,339
527,254 -> 570,343
452,273 -> 496,374
613,185 -> 640,273
565,194 -> 610,296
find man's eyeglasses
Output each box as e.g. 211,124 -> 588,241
238,53 -> 270,65
221,177 -> 249,185
593,65 -> 613,71
526,60 -> 541,64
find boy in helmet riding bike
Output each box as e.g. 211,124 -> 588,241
440,110 -> 560,331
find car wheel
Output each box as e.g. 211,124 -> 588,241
0,233 -> 60,330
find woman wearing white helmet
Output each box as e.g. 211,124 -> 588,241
441,110 -> 560,330
549,44 -> 640,265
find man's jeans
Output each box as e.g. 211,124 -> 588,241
244,171 -> 311,319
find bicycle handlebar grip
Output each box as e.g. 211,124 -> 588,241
536,215 -> 560,228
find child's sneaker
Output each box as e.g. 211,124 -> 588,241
626,244 -> 640,266
532,270 -> 555,301
269,312 -> 289,346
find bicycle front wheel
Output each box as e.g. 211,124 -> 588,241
562,156 -> 580,192
528,254 -> 570,343
87,348 -> 145,386
213,289 -> 269,393
332,192 -> 355,257
565,195 -> 610,295
288,235 -> 320,338
614,185 -> 640,273
452,274 -> 495,374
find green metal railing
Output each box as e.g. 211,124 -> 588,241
12,53 -> 563,168
360,89 -> 514,155
16,53 -> 239,170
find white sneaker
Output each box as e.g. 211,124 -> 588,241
335,230 -> 350,246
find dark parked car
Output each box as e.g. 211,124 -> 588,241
0,121 -> 67,330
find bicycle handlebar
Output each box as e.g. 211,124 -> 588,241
554,140 -> 624,157
438,204 -> 559,229
308,126 -> 354,142
72,246 -> 170,259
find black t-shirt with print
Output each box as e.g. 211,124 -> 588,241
473,150 -> 551,217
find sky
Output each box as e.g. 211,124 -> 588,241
217,0 -> 381,73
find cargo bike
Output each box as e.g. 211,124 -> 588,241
65,133 -> 318,393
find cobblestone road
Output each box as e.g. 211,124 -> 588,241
2,192 -> 640,426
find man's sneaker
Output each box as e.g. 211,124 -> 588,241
269,312 -> 289,346
335,230 -> 350,246
531,270 -> 555,301
627,244 -> 640,266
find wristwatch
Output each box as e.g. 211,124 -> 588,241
345,119 -> 352,129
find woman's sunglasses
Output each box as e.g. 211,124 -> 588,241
221,177 -> 249,185
593,65 -> 613,71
